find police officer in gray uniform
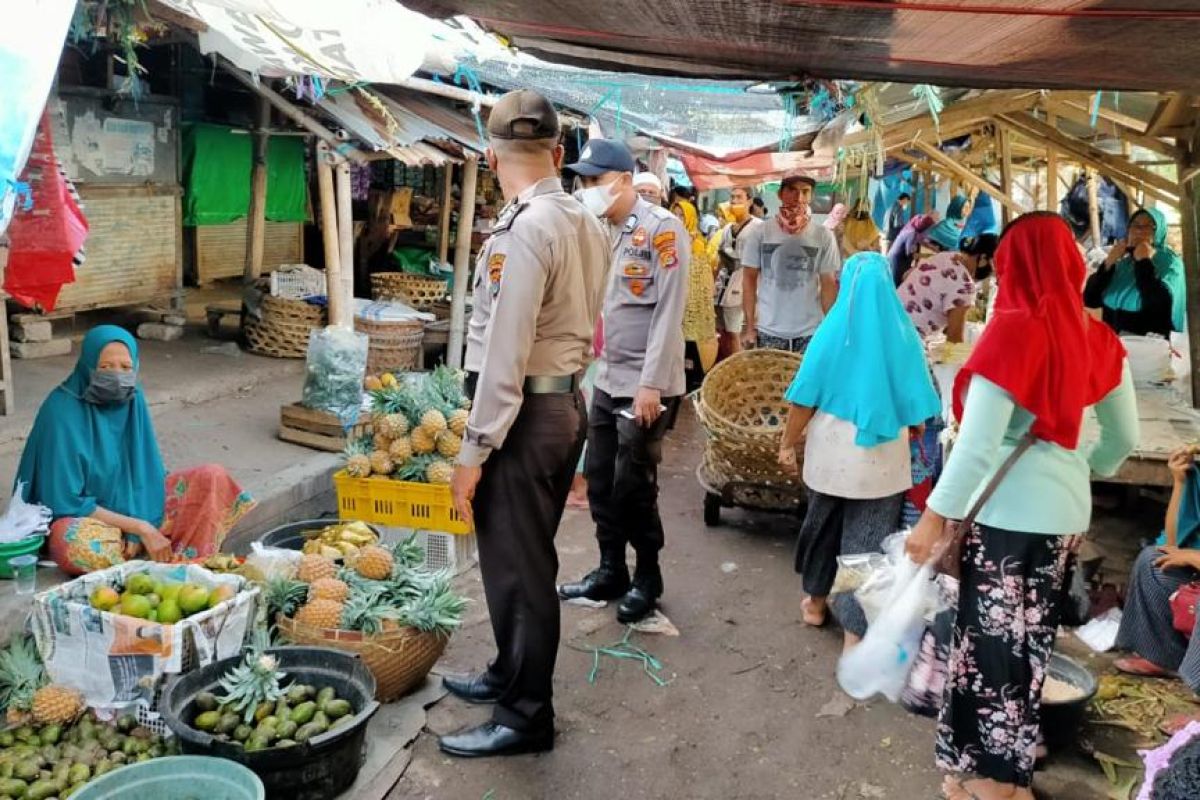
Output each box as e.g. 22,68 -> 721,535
559,140 -> 689,623
440,90 -> 609,759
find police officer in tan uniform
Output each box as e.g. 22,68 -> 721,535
441,90 -> 609,759
558,140 -> 689,623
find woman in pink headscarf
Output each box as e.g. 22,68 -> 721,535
887,213 -> 938,286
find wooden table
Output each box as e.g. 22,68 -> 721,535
1084,384 -> 1200,487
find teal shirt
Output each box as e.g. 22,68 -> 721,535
928,365 -> 1139,535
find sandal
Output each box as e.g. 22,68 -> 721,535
1114,655 -> 1175,678
942,776 -> 985,800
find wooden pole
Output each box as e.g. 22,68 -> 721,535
922,168 -> 934,214
448,155 -> 479,369
243,94 -> 270,284
998,127 -> 1014,224
437,165 -> 454,265
316,144 -> 344,329
335,160 -> 355,329
1046,113 -> 1059,211
913,141 -> 1025,214
1086,168 -> 1102,247
1178,126 -> 1200,408
0,241 -> 13,415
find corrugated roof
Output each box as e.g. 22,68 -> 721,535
316,88 -> 483,166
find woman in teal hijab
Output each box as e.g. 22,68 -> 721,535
1084,207 -> 1184,337
777,252 -> 939,649
18,326 -> 253,575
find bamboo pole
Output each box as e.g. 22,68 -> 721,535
448,156 -> 479,369
913,141 -> 1025,214
1178,126 -> 1200,408
437,165 -> 454,265
316,144 -> 344,329
1086,168 -> 1102,246
334,161 -> 355,329
243,94 -> 270,284
1046,113 -> 1059,211
999,127 -> 1014,224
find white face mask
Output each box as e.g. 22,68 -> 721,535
579,179 -> 620,218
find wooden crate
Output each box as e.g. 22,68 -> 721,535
278,404 -> 371,452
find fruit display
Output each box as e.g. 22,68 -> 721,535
84,570 -> 234,624
277,536 -> 466,638
343,366 -> 471,484
299,521 -> 378,561
188,642 -> 357,752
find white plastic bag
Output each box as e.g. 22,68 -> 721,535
838,554 -> 940,703
0,481 -> 51,544
244,542 -> 304,581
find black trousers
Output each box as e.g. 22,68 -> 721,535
474,392 -> 587,731
585,388 -> 675,568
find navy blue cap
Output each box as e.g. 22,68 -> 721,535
567,139 -> 636,176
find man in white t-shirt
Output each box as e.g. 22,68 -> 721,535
739,174 -> 840,352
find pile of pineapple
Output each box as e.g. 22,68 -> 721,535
344,366 -> 470,485
267,536 -> 466,639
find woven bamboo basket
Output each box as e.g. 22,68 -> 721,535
244,296 -> 327,359
355,317 -> 425,373
695,348 -> 803,486
370,272 -> 448,311
276,614 -> 448,702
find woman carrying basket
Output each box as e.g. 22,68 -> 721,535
777,251 -> 939,653
905,213 -> 1137,800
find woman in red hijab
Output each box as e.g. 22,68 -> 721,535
906,213 -> 1138,800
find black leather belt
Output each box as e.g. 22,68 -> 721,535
465,372 -> 579,397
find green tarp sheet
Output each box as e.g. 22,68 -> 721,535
182,123 -> 308,226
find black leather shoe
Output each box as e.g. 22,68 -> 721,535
442,672 -> 501,705
617,572 -> 663,624
558,563 -> 630,602
439,721 -> 554,758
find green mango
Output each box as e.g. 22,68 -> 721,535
215,714 -> 239,736
293,722 -> 324,744
315,687 -> 335,707
321,699 -> 352,720
288,702 -> 316,725
67,764 -> 90,784
0,778 -> 27,798
193,710 -> 221,732
25,779 -> 59,800
232,725 -> 253,742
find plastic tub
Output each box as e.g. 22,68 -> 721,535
255,518 -> 380,553
0,534 -> 44,578
1040,652 -> 1098,753
73,755 -> 264,800
160,646 -> 379,800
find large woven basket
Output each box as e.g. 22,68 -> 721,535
370,272 -> 448,311
245,295 -> 327,359
355,317 -> 425,373
276,614 -> 447,702
695,348 -> 803,486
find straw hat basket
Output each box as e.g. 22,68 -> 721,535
370,272 -> 448,311
354,316 -> 425,374
276,614 -> 447,702
244,295 -> 327,359
694,349 -> 804,490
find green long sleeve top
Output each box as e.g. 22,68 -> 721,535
927,365 -> 1139,535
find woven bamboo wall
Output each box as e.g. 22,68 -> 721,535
194,220 -> 304,284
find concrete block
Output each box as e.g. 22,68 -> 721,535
10,320 -> 53,343
137,322 -> 184,342
162,314 -> 187,327
11,338 -> 71,359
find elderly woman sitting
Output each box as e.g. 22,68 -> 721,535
16,326 -> 254,575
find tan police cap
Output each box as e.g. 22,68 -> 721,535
487,90 -> 560,140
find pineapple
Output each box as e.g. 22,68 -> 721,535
429,364 -> 469,410
369,450 -> 395,476
448,408 -> 469,437
419,408 -> 448,436
295,598 -> 345,630
297,554 -> 338,584
410,426 -> 436,455
216,636 -> 287,723
340,587 -> 403,635
0,635 -> 45,724
309,577 -> 349,603
264,577 -> 308,621
31,685 -> 83,725
436,430 -> 462,459
377,413 -> 409,440
372,432 -> 393,453
388,436 -> 413,465
343,437 -> 372,479
355,545 -> 395,580
426,458 -> 454,485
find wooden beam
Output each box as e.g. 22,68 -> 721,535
1045,100 -> 1182,160
334,161 -> 355,329
844,90 -> 1036,148
1147,94 -> 1198,138
912,141 -> 1026,214
437,165 -> 454,265
996,112 -> 1179,203
1046,113 -> 1059,211
448,156 -> 479,369
1178,128 -> 1200,407
998,127 -> 1014,224
316,143 -> 344,329
243,94 -> 270,284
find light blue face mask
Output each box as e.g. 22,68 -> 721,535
84,370 -> 137,405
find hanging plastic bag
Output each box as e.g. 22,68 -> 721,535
838,551 -> 941,703
301,326 -> 369,427
0,481 -> 51,544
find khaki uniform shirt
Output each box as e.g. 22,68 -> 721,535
596,197 -> 690,399
460,177 -> 610,467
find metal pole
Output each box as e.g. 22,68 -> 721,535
437,165 -> 454,265
448,156 -> 479,369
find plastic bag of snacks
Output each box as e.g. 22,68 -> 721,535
301,326 -> 369,427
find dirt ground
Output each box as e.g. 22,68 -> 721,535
389,409 -> 1129,800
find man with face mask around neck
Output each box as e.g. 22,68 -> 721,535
440,90 -> 610,759
558,139 -> 689,624
740,174 -> 840,353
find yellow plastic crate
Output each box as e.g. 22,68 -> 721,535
334,471 -> 471,534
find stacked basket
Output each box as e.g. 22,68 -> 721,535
245,295 -> 327,359
354,316 -> 425,373
370,272 -> 447,312
694,349 -> 804,505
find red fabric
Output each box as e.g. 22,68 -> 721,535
1171,583 -> 1200,638
953,214 -> 1125,450
4,114 -> 86,312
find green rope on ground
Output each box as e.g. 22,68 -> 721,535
583,627 -> 673,688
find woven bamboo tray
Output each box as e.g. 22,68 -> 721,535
276,614 -> 448,702
370,272 -> 448,311
355,316 -> 425,373
245,296 -> 327,359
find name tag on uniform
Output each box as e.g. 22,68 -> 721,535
623,262 -> 650,277
623,246 -> 652,260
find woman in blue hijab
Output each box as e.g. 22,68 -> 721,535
1084,207 -> 1184,337
18,326 -> 253,575
777,253 -> 939,650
